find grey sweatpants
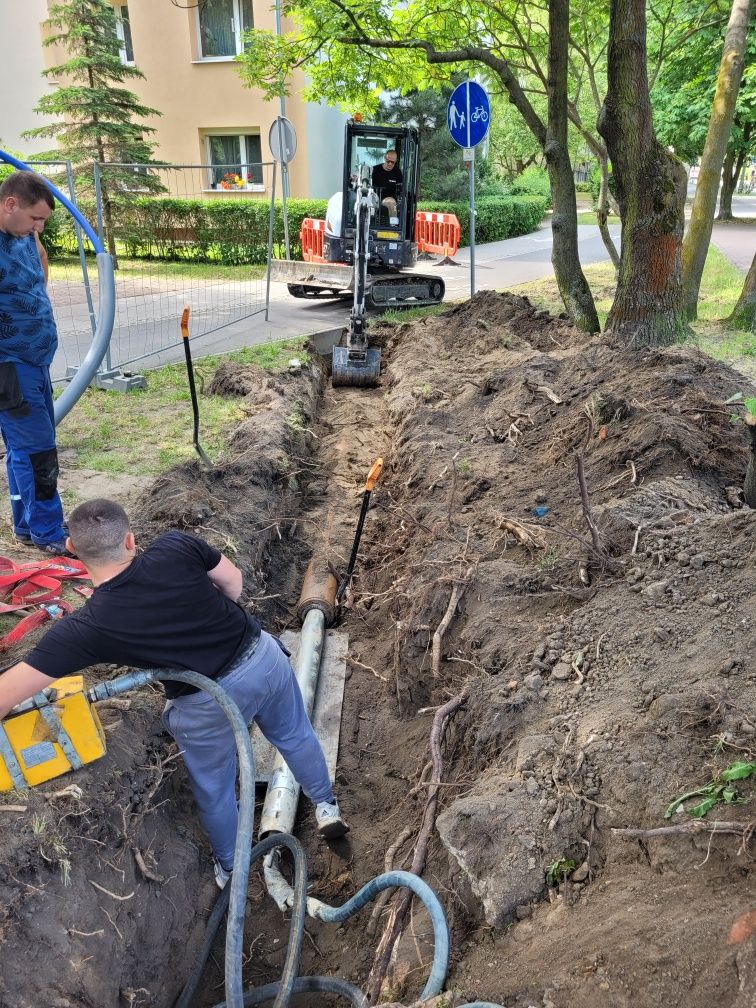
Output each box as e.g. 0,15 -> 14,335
162,630 -> 333,869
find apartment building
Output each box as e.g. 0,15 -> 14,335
2,0 -> 346,199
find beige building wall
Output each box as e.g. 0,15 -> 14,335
0,0 -> 58,157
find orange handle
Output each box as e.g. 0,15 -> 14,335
181,305 -> 190,339
365,458 -> 383,492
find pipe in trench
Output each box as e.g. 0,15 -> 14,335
259,560 -> 337,837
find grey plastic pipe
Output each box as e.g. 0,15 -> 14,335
259,606 -> 325,836
0,149 -> 116,426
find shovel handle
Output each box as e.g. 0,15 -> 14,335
365,458 -> 383,492
181,305 -> 190,338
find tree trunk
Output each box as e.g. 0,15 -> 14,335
597,153 -> 620,270
598,0 -> 688,348
546,0 -> 600,332
727,250 -> 756,330
717,147 -> 737,220
682,0 -> 753,318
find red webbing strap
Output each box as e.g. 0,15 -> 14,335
0,601 -> 72,651
11,574 -> 63,605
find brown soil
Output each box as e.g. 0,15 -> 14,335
0,290 -> 754,1008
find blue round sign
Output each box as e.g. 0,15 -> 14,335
448,81 -> 490,149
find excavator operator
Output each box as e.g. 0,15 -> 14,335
371,149 -> 403,224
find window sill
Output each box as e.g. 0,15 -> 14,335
192,57 -> 239,63
203,186 -> 265,193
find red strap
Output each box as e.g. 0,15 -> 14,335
18,557 -> 89,580
0,600 -> 72,651
11,574 -> 62,606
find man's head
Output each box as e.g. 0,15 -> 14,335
383,150 -> 398,169
0,172 -> 55,238
68,498 -> 134,566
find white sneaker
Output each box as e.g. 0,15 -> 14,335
315,800 -> 350,840
213,858 -> 232,889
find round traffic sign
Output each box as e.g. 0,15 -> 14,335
448,81 -> 490,149
269,116 -> 297,163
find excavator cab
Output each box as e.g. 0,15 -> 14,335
324,122 -> 420,275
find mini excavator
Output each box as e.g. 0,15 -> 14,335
269,120 -> 446,386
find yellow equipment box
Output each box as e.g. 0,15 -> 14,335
0,676 -> 106,791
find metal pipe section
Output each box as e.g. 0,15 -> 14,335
54,251 -> 116,423
259,562 -> 336,837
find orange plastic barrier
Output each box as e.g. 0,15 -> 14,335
414,211 -> 461,259
300,218 -> 327,263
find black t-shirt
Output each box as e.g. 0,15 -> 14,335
23,532 -> 260,698
371,162 -> 403,201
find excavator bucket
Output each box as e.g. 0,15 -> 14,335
331,346 -> 381,387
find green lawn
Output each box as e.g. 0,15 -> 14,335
57,338 -> 309,476
49,255 -> 267,283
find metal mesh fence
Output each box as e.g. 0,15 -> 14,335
42,161 -> 276,382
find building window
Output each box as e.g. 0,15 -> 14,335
206,134 -> 264,189
198,0 -> 253,59
113,4 -> 134,64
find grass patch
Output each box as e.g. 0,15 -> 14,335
374,303 -> 449,326
510,245 -> 753,377
57,337 -> 309,476
49,255 -> 267,283
576,211 -> 620,225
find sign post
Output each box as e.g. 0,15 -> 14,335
448,81 -> 490,299
269,116 -> 297,260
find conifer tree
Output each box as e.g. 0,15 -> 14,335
25,0 -> 163,261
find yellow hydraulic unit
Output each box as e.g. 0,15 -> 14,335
0,676 -> 106,791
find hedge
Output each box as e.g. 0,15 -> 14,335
49,191 -> 547,264
418,194 -> 548,246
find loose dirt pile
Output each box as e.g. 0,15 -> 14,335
0,290 -> 754,1008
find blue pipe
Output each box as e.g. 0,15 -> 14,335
315,869 -> 449,1001
0,149 -> 116,425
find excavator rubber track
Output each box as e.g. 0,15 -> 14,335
366,273 -> 445,309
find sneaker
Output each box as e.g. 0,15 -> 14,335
14,532 -> 33,545
315,800 -> 350,840
37,540 -> 77,559
213,858 -> 232,890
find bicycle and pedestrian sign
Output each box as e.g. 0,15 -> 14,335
447,81 -> 490,149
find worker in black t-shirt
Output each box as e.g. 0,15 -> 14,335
371,149 -> 403,223
0,498 -> 348,889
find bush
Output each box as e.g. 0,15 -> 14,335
418,193 -> 547,246
510,165 -> 551,208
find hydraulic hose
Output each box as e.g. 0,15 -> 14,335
89,667 -> 256,1008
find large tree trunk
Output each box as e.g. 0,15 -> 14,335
717,147 -> 739,219
682,0 -> 753,318
727,251 -> 756,330
598,0 -> 688,348
545,0 -> 600,332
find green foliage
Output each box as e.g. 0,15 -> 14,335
421,194 -> 547,245
510,166 -> 551,207
745,398 -> 756,419
664,761 -> 756,819
50,196 -> 329,265
545,857 -> 577,887
650,1 -> 756,164
24,0 -> 163,203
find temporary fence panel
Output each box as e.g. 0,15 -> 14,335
300,218 -> 327,263
414,212 -> 461,258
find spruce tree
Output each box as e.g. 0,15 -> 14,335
25,0 -> 163,262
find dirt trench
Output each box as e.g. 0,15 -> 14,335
0,291 -> 755,1008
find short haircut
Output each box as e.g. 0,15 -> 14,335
0,171 -> 55,211
69,498 -> 131,564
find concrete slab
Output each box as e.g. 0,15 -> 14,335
250,629 -> 348,786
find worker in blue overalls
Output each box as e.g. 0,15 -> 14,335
0,171 -> 70,556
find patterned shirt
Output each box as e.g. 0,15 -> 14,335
0,230 -> 57,366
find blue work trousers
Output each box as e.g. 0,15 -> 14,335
162,630 -> 334,870
0,362 -> 65,545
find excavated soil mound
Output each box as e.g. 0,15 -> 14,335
0,290 -> 753,1008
